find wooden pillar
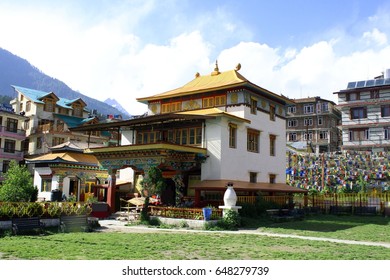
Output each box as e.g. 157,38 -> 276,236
194,189 -> 201,207
107,171 -> 117,214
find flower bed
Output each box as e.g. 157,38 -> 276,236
149,206 -> 222,220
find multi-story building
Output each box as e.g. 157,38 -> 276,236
10,85 -> 109,156
71,63 -> 307,212
334,69 -> 390,152
286,97 -> 341,153
0,103 -> 28,182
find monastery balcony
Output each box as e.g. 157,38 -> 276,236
0,148 -> 24,161
0,126 -> 26,140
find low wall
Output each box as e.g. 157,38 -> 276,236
152,216 -> 218,229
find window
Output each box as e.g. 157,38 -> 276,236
215,95 -> 226,106
203,97 -> 214,108
384,127 -> 390,140
189,127 -> 202,145
4,139 -> 16,153
137,131 -> 160,144
43,98 -> 55,112
37,137 -> 43,149
350,107 -> 367,119
2,160 -> 10,173
381,105 -> 390,117
304,118 -> 313,126
229,124 -> 237,148
303,132 -> 313,141
288,119 -> 298,127
52,137 -> 65,147
349,129 -> 369,141
170,102 -> 182,112
303,104 -> 314,114
318,116 -> 323,126
250,98 -> 257,114
73,104 -> 83,117
269,134 -> 276,156
287,106 -> 296,113
288,133 -> 297,142
26,101 -> 31,112
6,118 -> 18,133
269,174 -> 276,184
319,131 -> 328,140
347,92 -> 360,101
59,107 -> 69,115
41,178 -> 52,192
322,102 -> 329,112
161,103 -> 170,113
249,172 -> 257,183
247,129 -> 259,153
269,105 -> 275,121
370,90 -> 379,99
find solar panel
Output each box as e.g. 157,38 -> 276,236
365,80 -> 375,87
385,78 -> 390,85
347,82 -> 356,89
356,81 -> 366,88
375,79 -> 385,86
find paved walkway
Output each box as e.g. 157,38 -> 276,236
97,218 -> 390,249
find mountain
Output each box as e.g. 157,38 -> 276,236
0,48 -> 130,118
104,98 -> 132,117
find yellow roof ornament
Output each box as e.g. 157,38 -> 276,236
211,60 -> 220,76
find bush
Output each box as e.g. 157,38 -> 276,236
0,161 -> 37,202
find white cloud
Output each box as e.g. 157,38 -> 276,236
362,28 -> 388,46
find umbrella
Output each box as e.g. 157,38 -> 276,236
128,196 -> 158,206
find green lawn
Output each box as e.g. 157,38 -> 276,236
242,215 -> 390,243
0,215 -> 389,260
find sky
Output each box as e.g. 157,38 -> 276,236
1,0 -> 390,115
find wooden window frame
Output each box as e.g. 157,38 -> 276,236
247,129 -> 260,153
229,123 -> 237,148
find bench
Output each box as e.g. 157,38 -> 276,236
330,206 -> 353,215
354,206 -> 377,215
59,215 -> 91,233
267,209 -> 304,222
12,217 -> 45,235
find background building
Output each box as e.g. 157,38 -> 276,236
10,85 -> 109,156
286,96 -> 341,153
334,69 -> 390,152
0,103 -> 28,183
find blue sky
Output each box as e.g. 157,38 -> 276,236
1,0 -> 390,114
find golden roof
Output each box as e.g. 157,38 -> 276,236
137,65 -> 292,105
137,68 -> 250,103
177,108 -> 250,123
26,152 -> 100,165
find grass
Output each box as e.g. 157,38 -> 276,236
242,215 -> 390,243
0,215 -> 389,260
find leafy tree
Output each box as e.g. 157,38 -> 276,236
0,160 -> 37,202
140,166 -> 166,221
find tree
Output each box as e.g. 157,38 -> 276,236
140,166 -> 166,221
0,160 -> 37,202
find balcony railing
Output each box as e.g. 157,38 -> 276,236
0,126 -> 26,139
0,148 -> 24,160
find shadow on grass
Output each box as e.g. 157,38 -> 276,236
242,214 -> 389,233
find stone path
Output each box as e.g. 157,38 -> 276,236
97,219 -> 390,249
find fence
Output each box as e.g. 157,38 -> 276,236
238,193 -> 390,214
149,206 -> 223,220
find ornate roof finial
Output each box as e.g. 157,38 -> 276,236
214,60 -> 219,72
195,72 -> 200,78
235,63 -> 241,71
211,60 -> 220,76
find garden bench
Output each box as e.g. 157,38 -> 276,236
12,217 -> 45,235
330,206 -> 353,215
59,215 -> 91,232
354,206 -> 377,215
